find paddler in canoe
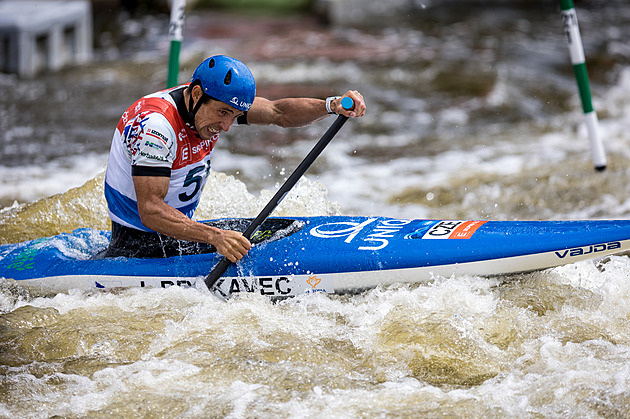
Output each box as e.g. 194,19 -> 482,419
103,55 -> 367,262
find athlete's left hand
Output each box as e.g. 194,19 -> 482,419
334,90 -> 367,118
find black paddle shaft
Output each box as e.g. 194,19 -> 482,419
204,113 -> 351,291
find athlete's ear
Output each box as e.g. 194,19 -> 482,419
191,84 -> 204,101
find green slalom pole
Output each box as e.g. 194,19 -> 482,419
559,0 -> 606,171
167,0 -> 186,88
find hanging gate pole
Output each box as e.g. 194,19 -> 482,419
559,0 -> 606,171
167,0 -> 186,88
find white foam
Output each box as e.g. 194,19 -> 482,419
0,153 -> 107,205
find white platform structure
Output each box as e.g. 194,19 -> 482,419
0,1 -> 92,78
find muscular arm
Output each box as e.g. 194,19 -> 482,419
133,175 -> 251,262
246,90 -> 366,127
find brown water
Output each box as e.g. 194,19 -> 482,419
3,2 -> 630,417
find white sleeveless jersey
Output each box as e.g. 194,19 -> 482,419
104,85 -> 218,232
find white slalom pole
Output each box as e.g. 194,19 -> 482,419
560,0 -> 606,171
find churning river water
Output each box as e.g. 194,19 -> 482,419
3,1 -> 630,417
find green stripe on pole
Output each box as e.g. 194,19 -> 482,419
559,0 -> 573,12
572,63 -> 593,114
167,40 -> 181,88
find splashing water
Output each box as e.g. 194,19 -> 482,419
3,3 -> 630,417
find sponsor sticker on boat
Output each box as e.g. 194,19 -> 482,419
304,275 -> 332,294
421,220 -> 487,239
310,218 -> 412,250
6,238 -> 48,271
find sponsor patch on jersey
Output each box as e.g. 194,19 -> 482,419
147,128 -> 169,144
138,150 -> 168,162
144,140 -> 164,150
421,220 -> 487,239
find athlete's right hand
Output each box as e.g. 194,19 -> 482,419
212,229 -> 252,263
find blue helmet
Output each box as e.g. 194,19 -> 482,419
190,55 -> 256,112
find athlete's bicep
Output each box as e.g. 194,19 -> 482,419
243,97 -> 277,125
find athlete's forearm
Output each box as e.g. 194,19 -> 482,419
247,97 -> 328,128
139,201 -> 250,263
133,175 -> 250,262
138,199 -> 208,242
246,91 -> 366,128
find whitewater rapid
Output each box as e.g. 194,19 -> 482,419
3,2 -> 630,417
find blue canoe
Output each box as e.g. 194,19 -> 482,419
1,216 -> 629,297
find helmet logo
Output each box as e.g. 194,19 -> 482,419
224,70 -> 232,85
230,96 -> 252,111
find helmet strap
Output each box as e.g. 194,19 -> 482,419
186,84 -> 206,130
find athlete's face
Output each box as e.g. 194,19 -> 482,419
194,96 -> 243,141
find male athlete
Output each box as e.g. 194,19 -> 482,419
104,55 -> 366,261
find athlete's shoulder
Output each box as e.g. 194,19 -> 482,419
144,85 -> 176,101
141,94 -> 176,114
118,86 -> 187,132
